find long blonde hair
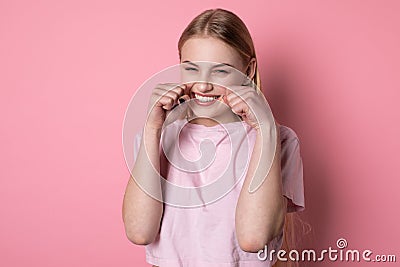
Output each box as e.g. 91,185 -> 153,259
178,8 -> 261,88
177,8 -> 307,267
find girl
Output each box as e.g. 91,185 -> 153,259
123,8 -> 305,267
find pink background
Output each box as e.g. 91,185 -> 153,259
1,0 -> 399,266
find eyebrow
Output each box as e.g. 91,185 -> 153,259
182,60 -> 234,68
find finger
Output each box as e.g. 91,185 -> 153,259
153,87 -> 174,98
179,94 -> 190,103
229,91 -> 256,106
158,96 -> 176,110
170,84 -> 186,96
165,93 -> 191,125
159,82 -> 183,90
153,84 -> 184,104
230,102 -> 249,116
170,94 -> 190,110
225,85 -> 255,102
161,90 -> 181,101
182,83 -> 193,95
227,95 -> 244,108
226,90 -> 242,104
226,88 -> 257,105
159,83 -> 186,95
226,84 -> 249,94
151,91 -> 176,107
220,94 -> 229,105
153,84 -> 188,110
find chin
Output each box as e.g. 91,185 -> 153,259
189,104 -> 226,120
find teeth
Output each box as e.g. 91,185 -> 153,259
194,93 -> 219,102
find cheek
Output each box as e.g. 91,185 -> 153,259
212,85 -> 229,96
214,72 -> 248,88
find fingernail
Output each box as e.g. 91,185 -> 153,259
179,98 -> 185,104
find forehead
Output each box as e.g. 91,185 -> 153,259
180,37 -> 243,67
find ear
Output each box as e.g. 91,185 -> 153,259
246,57 -> 257,80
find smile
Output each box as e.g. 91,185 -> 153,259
192,92 -> 222,105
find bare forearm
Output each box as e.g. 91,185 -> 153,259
235,123 -> 286,252
122,127 -> 163,245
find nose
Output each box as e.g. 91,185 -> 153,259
192,82 -> 213,93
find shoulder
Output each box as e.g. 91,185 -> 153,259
277,123 -> 301,153
278,123 -> 300,142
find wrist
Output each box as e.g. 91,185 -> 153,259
254,121 -> 273,134
255,121 -> 279,140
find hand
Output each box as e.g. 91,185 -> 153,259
224,85 -> 275,130
146,83 -> 191,131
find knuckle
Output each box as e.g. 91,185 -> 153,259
166,97 -> 174,105
170,90 -> 180,99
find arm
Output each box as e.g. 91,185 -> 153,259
235,121 -> 287,252
122,83 -> 188,245
122,127 -> 163,245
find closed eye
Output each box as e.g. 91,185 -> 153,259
212,69 -> 229,74
184,67 -> 198,72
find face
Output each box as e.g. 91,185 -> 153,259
180,37 -> 255,126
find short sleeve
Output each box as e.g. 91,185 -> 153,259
280,126 -> 305,213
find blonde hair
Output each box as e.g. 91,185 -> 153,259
178,8 -> 261,90
177,8 -> 310,267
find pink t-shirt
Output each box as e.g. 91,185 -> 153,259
133,119 -> 305,267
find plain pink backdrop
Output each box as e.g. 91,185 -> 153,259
1,0 -> 399,266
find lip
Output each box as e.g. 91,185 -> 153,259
191,92 -> 223,106
191,92 -> 220,97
